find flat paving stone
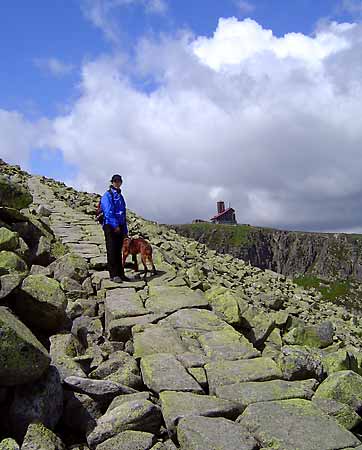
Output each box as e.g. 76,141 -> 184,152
105,288 -> 147,331
145,286 -> 208,314
160,390 -> 240,433
141,353 -> 203,394
177,416 -> 258,450
215,379 -> 318,412
206,357 -> 283,394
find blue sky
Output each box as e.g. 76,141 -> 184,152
1,0 -> 362,230
0,0 -> 353,119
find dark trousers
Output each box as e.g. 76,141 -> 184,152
103,225 -> 125,278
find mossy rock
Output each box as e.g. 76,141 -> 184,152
14,274 -> 67,332
205,288 -> 241,326
0,251 -> 27,275
283,321 -> 334,349
0,306 -> 50,386
160,390 -> 240,433
313,370 -> 362,411
0,228 -> 19,251
177,415 -> 257,450
21,423 -> 65,450
312,398 -> 361,430
96,430 -> 155,450
322,350 -> 358,376
0,175 -> 32,210
49,252 -> 89,283
0,438 -> 20,450
237,399 -> 361,450
278,345 -> 324,381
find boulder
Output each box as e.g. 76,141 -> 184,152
0,306 -> 50,386
206,357 -> 283,395
107,313 -> 165,342
0,272 -> 24,299
63,391 -> 102,435
96,431 -> 155,450
321,349 -> 358,376
9,365 -> 63,439
33,235 -> 53,266
177,416 -> 258,450
205,287 -> 241,326
198,328 -> 260,361
215,379 -> 318,412
64,376 -> 137,402
313,370 -> 362,412
14,275 -> 67,332
284,321 -> 334,348
140,353 -> 203,394
49,253 -> 89,282
0,175 -> 32,209
0,251 -> 27,275
87,398 -> 162,448
66,298 -> 97,320
238,399 -> 361,450
159,390 -> 240,433
240,306 -> 275,347
278,345 -> 324,381
0,228 -> 19,251
21,423 -> 65,450
0,438 -> 19,450
312,398 -> 361,430
89,351 -> 142,390
49,334 -> 86,381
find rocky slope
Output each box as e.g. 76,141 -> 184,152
1,159 -> 362,449
173,223 -> 362,310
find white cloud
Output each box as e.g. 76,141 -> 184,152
192,18 -> 353,71
33,57 -> 74,77
236,0 -> 255,14
0,110 -> 49,169
28,17 -> 362,231
81,0 -> 168,44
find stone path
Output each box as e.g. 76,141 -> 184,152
28,177 -> 107,267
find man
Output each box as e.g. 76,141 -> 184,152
101,174 -> 130,283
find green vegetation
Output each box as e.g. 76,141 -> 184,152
294,275 -> 352,303
176,223 -> 254,247
50,239 -> 69,258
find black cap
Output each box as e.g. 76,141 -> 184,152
111,174 -> 122,182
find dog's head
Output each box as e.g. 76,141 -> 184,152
122,237 -> 132,250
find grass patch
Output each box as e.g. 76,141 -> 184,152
294,275 -> 352,302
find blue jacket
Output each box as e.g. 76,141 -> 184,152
100,187 -> 128,234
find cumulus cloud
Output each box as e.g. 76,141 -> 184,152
33,57 -> 74,77
0,110 -> 49,168
38,17 -> 362,231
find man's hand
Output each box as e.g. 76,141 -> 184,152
114,226 -> 121,233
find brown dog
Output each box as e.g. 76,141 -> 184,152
122,237 -> 157,278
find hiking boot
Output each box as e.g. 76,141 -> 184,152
110,276 -> 122,283
120,275 -> 131,282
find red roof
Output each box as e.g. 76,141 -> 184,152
210,207 -> 234,220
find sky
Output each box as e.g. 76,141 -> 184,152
1,0 -> 362,231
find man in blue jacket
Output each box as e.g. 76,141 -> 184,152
101,174 -> 130,283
